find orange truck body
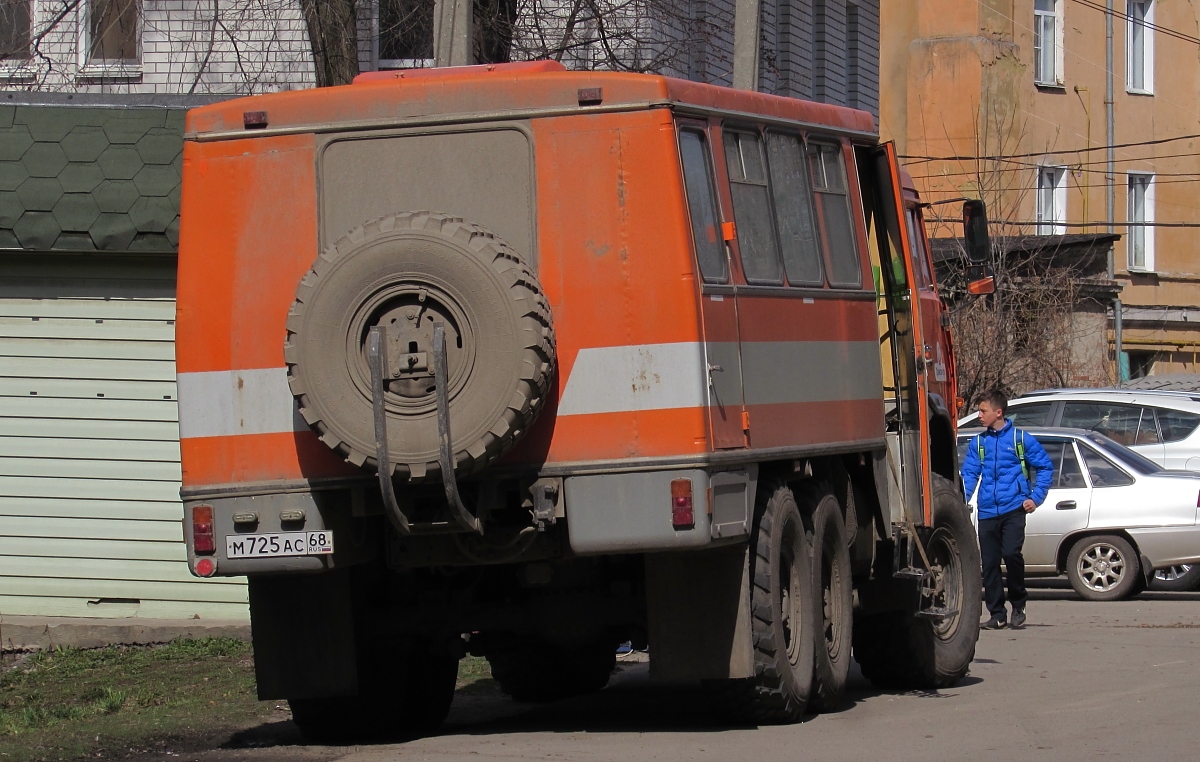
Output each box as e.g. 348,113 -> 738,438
174,61 -> 970,717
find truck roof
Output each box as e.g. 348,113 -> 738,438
184,60 -> 878,142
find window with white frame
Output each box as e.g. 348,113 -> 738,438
376,0 -> 435,69
0,0 -> 31,61
1034,0 -> 1064,86
1127,172 -> 1155,270
85,0 -> 141,66
1126,1 -> 1154,93
1036,166 -> 1067,234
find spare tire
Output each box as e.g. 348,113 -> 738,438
285,212 -> 555,479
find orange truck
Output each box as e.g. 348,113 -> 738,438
177,61 -> 995,738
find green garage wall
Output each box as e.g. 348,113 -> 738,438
0,99 -> 246,621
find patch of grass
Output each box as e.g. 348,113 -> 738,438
0,639 -> 501,760
456,655 -> 500,696
0,638 -> 277,761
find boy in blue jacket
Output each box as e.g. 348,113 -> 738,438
961,389 -> 1054,630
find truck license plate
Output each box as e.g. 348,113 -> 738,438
226,532 -> 334,558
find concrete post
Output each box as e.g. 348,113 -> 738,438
434,0 -> 473,67
732,0 -> 761,91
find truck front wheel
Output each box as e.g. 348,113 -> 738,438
853,474 -> 981,689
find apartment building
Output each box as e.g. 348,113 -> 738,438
880,0 -> 1200,381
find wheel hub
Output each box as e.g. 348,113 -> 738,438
374,296 -> 463,399
347,284 -> 474,413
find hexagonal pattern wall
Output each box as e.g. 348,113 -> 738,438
0,106 -> 184,252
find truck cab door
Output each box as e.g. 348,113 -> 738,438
859,142 -> 932,525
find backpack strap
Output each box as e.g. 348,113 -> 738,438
1015,428 -> 1030,481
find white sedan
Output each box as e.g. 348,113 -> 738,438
957,427 -> 1200,601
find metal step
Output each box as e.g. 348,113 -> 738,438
915,607 -> 959,622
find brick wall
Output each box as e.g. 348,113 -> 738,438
0,0 -> 877,114
0,0 -> 315,94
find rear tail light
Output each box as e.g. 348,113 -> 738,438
671,479 -> 694,530
195,558 -> 216,577
192,504 -> 215,555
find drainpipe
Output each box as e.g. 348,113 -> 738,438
1107,0 -> 1125,381
732,0 -> 761,90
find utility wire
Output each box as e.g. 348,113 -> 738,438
1069,0 -> 1200,47
1007,220 -> 1200,228
899,131 -> 1200,163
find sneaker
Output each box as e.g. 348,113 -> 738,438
980,615 -> 1007,630
1011,609 -> 1027,629
615,641 -> 633,655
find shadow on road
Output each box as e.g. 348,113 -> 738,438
1024,578 -> 1200,603
216,658 -> 983,752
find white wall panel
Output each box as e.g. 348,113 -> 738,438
0,256 -> 248,622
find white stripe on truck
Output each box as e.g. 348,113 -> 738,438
176,368 -> 305,439
556,342 -> 708,416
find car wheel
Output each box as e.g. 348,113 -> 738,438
1151,564 -> 1200,592
1066,535 -> 1140,601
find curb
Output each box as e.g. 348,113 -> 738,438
1,616 -> 251,652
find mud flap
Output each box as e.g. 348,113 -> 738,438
248,569 -> 358,700
645,544 -> 754,681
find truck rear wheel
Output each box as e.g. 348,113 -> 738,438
806,484 -> 852,712
486,640 -> 616,702
289,638 -> 458,742
285,212 -> 555,479
852,474 -> 980,689
713,481 -> 815,724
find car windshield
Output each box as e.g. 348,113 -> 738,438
1084,432 -> 1163,475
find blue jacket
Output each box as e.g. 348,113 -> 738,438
961,420 -> 1054,520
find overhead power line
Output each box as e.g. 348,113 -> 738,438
1069,0 -> 1200,48
1008,221 -> 1200,228
899,132 -> 1200,164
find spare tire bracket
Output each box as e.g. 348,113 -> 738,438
368,324 -> 483,536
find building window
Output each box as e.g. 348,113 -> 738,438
87,0 -> 140,64
376,0 -> 434,68
1127,172 -> 1155,271
0,0 -> 31,60
1034,0 -> 1063,86
1036,166 -> 1067,235
1126,0 -> 1154,93
1125,351 -> 1157,380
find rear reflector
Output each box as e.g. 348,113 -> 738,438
671,479 -> 694,530
193,504 -> 215,555
195,558 -> 216,577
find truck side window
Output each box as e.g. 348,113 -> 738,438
724,130 -> 783,284
904,208 -> 934,289
678,129 -> 728,283
765,132 -> 823,285
809,142 -> 862,287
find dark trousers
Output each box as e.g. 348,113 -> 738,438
978,509 -> 1027,618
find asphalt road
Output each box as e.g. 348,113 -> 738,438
205,584 -> 1200,762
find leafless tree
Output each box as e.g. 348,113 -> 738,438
921,91 -> 1115,413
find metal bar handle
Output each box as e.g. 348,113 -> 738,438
367,325 -> 411,535
432,323 -> 482,535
